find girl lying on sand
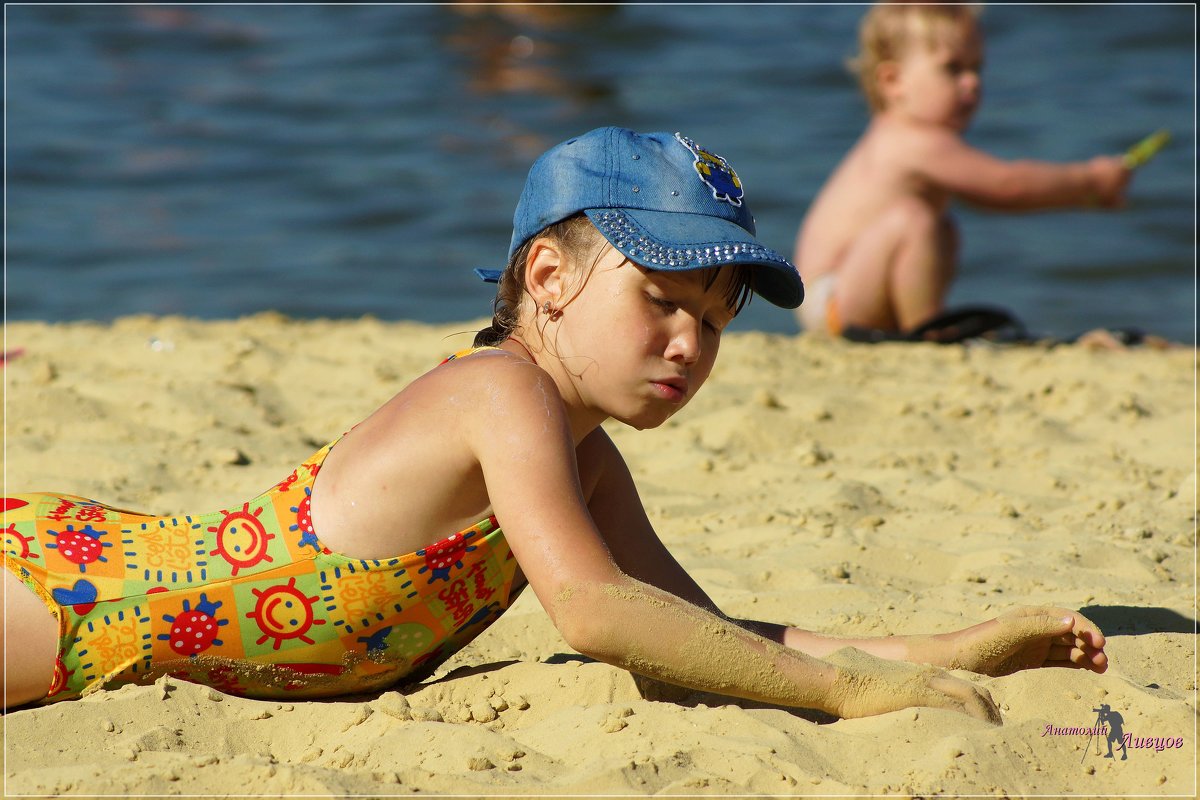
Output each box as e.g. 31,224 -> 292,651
3,128 -> 1106,721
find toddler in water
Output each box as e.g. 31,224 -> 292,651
4,128 -> 1106,721
795,3 -> 1132,337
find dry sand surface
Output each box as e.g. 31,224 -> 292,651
3,314 -> 1196,797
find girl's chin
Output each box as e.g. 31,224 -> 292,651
614,407 -> 678,431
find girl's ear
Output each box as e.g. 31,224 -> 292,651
524,237 -> 567,308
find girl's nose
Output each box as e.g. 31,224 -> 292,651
664,320 -> 701,365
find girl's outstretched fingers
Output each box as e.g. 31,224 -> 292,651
1062,609 -> 1108,673
949,606 -> 1108,677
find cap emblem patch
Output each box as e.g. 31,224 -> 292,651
674,132 -> 744,207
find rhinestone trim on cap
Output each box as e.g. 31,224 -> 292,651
593,210 -> 791,269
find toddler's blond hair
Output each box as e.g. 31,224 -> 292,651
851,2 -> 983,112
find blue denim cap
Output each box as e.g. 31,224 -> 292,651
477,127 -> 803,309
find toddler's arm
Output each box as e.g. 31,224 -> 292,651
907,127 -> 1131,210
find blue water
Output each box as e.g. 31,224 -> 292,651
5,4 -> 1195,341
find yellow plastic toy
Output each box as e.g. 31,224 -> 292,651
1123,130 -> 1171,169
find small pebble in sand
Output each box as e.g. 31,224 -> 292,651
218,447 -> 252,466
340,705 -> 372,731
376,692 -> 413,720
410,706 -> 443,722
470,703 -> 498,723
467,756 -> 495,771
754,389 -> 783,409
31,361 -> 58,385
602,716 -> 628,733
458,704 -> 480,724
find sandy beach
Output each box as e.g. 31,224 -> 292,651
3,315 -> 1196,796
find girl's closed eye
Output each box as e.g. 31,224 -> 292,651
646,291 -> 730,334
647,293 -> 678,314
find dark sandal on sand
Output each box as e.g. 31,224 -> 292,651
841,305 -> 1030,345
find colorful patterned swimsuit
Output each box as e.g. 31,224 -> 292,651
3,354 -> 521,704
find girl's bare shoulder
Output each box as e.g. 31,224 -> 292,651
405,349 -> 571,439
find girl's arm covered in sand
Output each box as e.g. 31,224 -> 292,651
468,359 -> 999,722
579,426 -> 1107,681
572,424 -> 1001,721
904,125 -> 1130,210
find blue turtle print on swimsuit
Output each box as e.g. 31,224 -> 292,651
674,132 -> 744,207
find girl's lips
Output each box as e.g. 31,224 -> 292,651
650,378 -> 688,403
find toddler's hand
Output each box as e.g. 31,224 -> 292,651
826,646 -> 1001,724
949,606 -> 1108,677
1087,156 -> 1132,208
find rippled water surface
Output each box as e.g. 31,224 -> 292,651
6,4 -> 1195,340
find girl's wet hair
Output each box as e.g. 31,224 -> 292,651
851,2 -> 982,112
697,264 -> 754,319
474,214 -> 753,348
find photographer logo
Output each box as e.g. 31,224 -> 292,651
1041,704 -> 1187,762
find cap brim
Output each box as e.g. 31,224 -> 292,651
584,208 -> 804,309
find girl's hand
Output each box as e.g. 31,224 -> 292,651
946,606 -> 1108,677
826,647 -> 1002,724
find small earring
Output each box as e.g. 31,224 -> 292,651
541,300 -> 553,314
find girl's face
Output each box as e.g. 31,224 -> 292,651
886,21 -> 984,131
550,246 -> 738,430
